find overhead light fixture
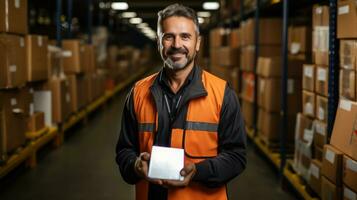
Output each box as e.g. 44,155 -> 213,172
197,11 -> 211,18
198,17 -> 204,24
99,2 -> 106,9
129,17 -> 142,24
137,23 -> 148,29
121,12 -> 136,18
203,2 -> 220,10
111,2 -> 128,10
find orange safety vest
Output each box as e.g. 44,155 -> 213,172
133,70 -> 227,200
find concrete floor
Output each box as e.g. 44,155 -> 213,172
0,88 -> 297,200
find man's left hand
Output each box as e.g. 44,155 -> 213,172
162,163 -> 196,188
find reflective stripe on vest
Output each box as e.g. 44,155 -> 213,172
133,70 -> 228,200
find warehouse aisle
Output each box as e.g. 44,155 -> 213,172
0,88 -> 296,200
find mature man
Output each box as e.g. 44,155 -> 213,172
116,3 -> 246,200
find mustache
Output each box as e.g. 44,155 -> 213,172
166,47 -> 188,55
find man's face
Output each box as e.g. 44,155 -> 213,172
158,16 -> 201,70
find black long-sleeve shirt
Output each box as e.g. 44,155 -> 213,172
116,66 -> 247,200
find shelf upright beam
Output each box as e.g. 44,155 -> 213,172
279,0 -> 289,179
56,0 -> 62,47
87,0 -> 93,44
66,0 -> 73,38
253,0 -> 260,135
327,0 -> 339,136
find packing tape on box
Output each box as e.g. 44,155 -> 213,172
11,98 -> 17,106
318,68 -> 327,81
344,187 -> 357,200
347,158 -> 357,172
325,149 -> 335,164
310,163 -> 320,178
338,5 -> 350,15
340,99 -> 352,111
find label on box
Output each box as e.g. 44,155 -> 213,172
9,65 -> 17,72
11,98 -> 17,106
14,0 -> 20,8
303,129 -> 314,143
12,108 -> 22,113
325,149 -> 335,164
305,102 -> 313,115
347,158 -> 357,172
310,163 -> 320,178
66,93 -> 70,103
316,7 -> 322,14
62,51 -> 73,57
290,43 -> 301,54
20,38 -> 24,47
338,5 -> 349,15
318,68 -> 327,81
30,103 -> 34,115
304,66 -> 313,78
318,107 -> 325,120
288,79 -> 294,94
315,122 -> 326,136
340,99 -> 352,111
344,187 -> 357,200
38,36 -> 43,47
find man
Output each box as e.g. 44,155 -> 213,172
116,4 -> 246,200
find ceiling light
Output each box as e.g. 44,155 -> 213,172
129,17 -> 142,24
111,2 -> 128,10
121,12 -> 136,18
99,2 -> 106,9
198,17 -> 204,24
203,2 -> 220,10
137,23 -> 148,29
197,11 -> 211,18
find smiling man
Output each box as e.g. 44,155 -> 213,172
116,4 -> 247,200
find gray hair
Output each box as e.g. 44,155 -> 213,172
157,4 -> 200,35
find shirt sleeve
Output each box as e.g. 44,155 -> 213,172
115,88 -> 141,184
192,83 -> 247,188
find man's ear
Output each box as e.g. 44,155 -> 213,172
195,35 -> 201,52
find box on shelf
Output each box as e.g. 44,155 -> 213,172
313,27 -> 329,66
288,26 -> 311,55
313,5 -> 329,27
314,120 -> 328,148
316,95 -> 328,123
315,145 -> 324,162
210,28 -> 226,48
339,69 -> 356,101
321,176 -> 342,200
343,186 -> 357,200
240,72 -> 255,102
47,44 -> 63,78
322,144 -> 343,186
303,64 -> 315,92
0,0 -> 28,34
343,155 -> 357,192
26,111 -> 45,133
340,40 -> 357,70
0,34 -> 26,89
241,18 -> 282,46
240,45 -> 282,72
25,35 -> 48,82
218,47 -> 240,67
62,39 -> 82,74
309,159 -> 322,196
241,100 -> 254,128
47,77 -> 71,123
257,57 -> 304,78
315,66 -> 328,97
229,28 -> 241,48
302,90 -> 315,118
80,44 -> 96,73
337,0 -> 357,38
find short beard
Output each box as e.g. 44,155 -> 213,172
164,52 -> 195,71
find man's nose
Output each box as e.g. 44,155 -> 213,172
172,36 -> 182,48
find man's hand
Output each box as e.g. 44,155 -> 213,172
134,152 -> 163,185
162,163 -> 196,188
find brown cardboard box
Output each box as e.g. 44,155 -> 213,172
218,47 -> 240,67
241,45 -> 282,72
314,120 -> 328,148
310,159 -> 322,196
343,186 -> 357,200
241,100 -> 254,128
315,66 -> 329,97
47,44 -> 63,78
288,26 -> 311,54
241,18 -> 282,46
26,111 -> 45,133
210,28 -> 226,48
240,72 -> 255,102
322,144 -> 343,186
25,35 -> 48,82
321,176 -> 342,200
303,64 -> 315,92
339,69 -> 356,101
229,28 -> 241,48
330,99 -> 357,161
257,57 -> 304,78
340,40 -> 357,70
313,5 -> 329,27
67,75 -> 79,113
315,146 -> 324,161
80,44 -> 96,73
62,39 -> 82,74
211,66 -> 239,91
48,77 -> 71,123
296,113 -> 314,143
313,27 -> 329,65
0,0 -> 28,34
258,77 -> 301,114
302,90 -> 315,118
0,34 -> 26,89
337,0 -> 357,38
343,155 -> 357,192
316,95 -> 328,122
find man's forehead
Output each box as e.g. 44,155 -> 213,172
161,16 -> 196,31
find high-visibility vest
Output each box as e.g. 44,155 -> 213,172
133,70 -> 227,200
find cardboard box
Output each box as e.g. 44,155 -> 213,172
316,95 -> 328,122
339,69 -> 356,101
25,35 -> 48,82
315,66 -> 329,97
241,100 -> 254,128
62,40 -> 82,74
313,27 -> 329,65
258,77 -> 301,114
210,28 -> 226,48
313,5 -> 329,27
210,49 -> 220,67
288,26 -> 311,54
241,45 -> 282,72
296,113 -> 314,143
330,99 -> 357,161
67,74 -> 89,112
0,34 -> 26,89
314,120 -> 328,148
302,90 -> 315,118
340,40 -> 357,70
343,186 -> 357,200
240,72 -> 255,102
48,77 -> 71,123
343,155 -> 357,192
322,144 -> 343,186
309,159 -> 322,196
47,44 -> 63,78
218,47 -> 240,67
241,18 -> 282,46
211,66 -> 240,92
257,57 -> 304,78
26,111 -> 45,133
80,44 -> 96,73
337,0 -> 357,38
0,0 -> 28,34
315,145 -> 324,162
303,64 -> 315,92
229,28 -> 241,48
321,176 -> 342,200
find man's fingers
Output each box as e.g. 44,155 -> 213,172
140,152 -> 150,161
180,163 -> 195,176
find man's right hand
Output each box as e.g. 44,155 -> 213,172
134,152 -> 163,185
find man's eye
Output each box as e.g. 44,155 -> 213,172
164,35 -> 173,40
